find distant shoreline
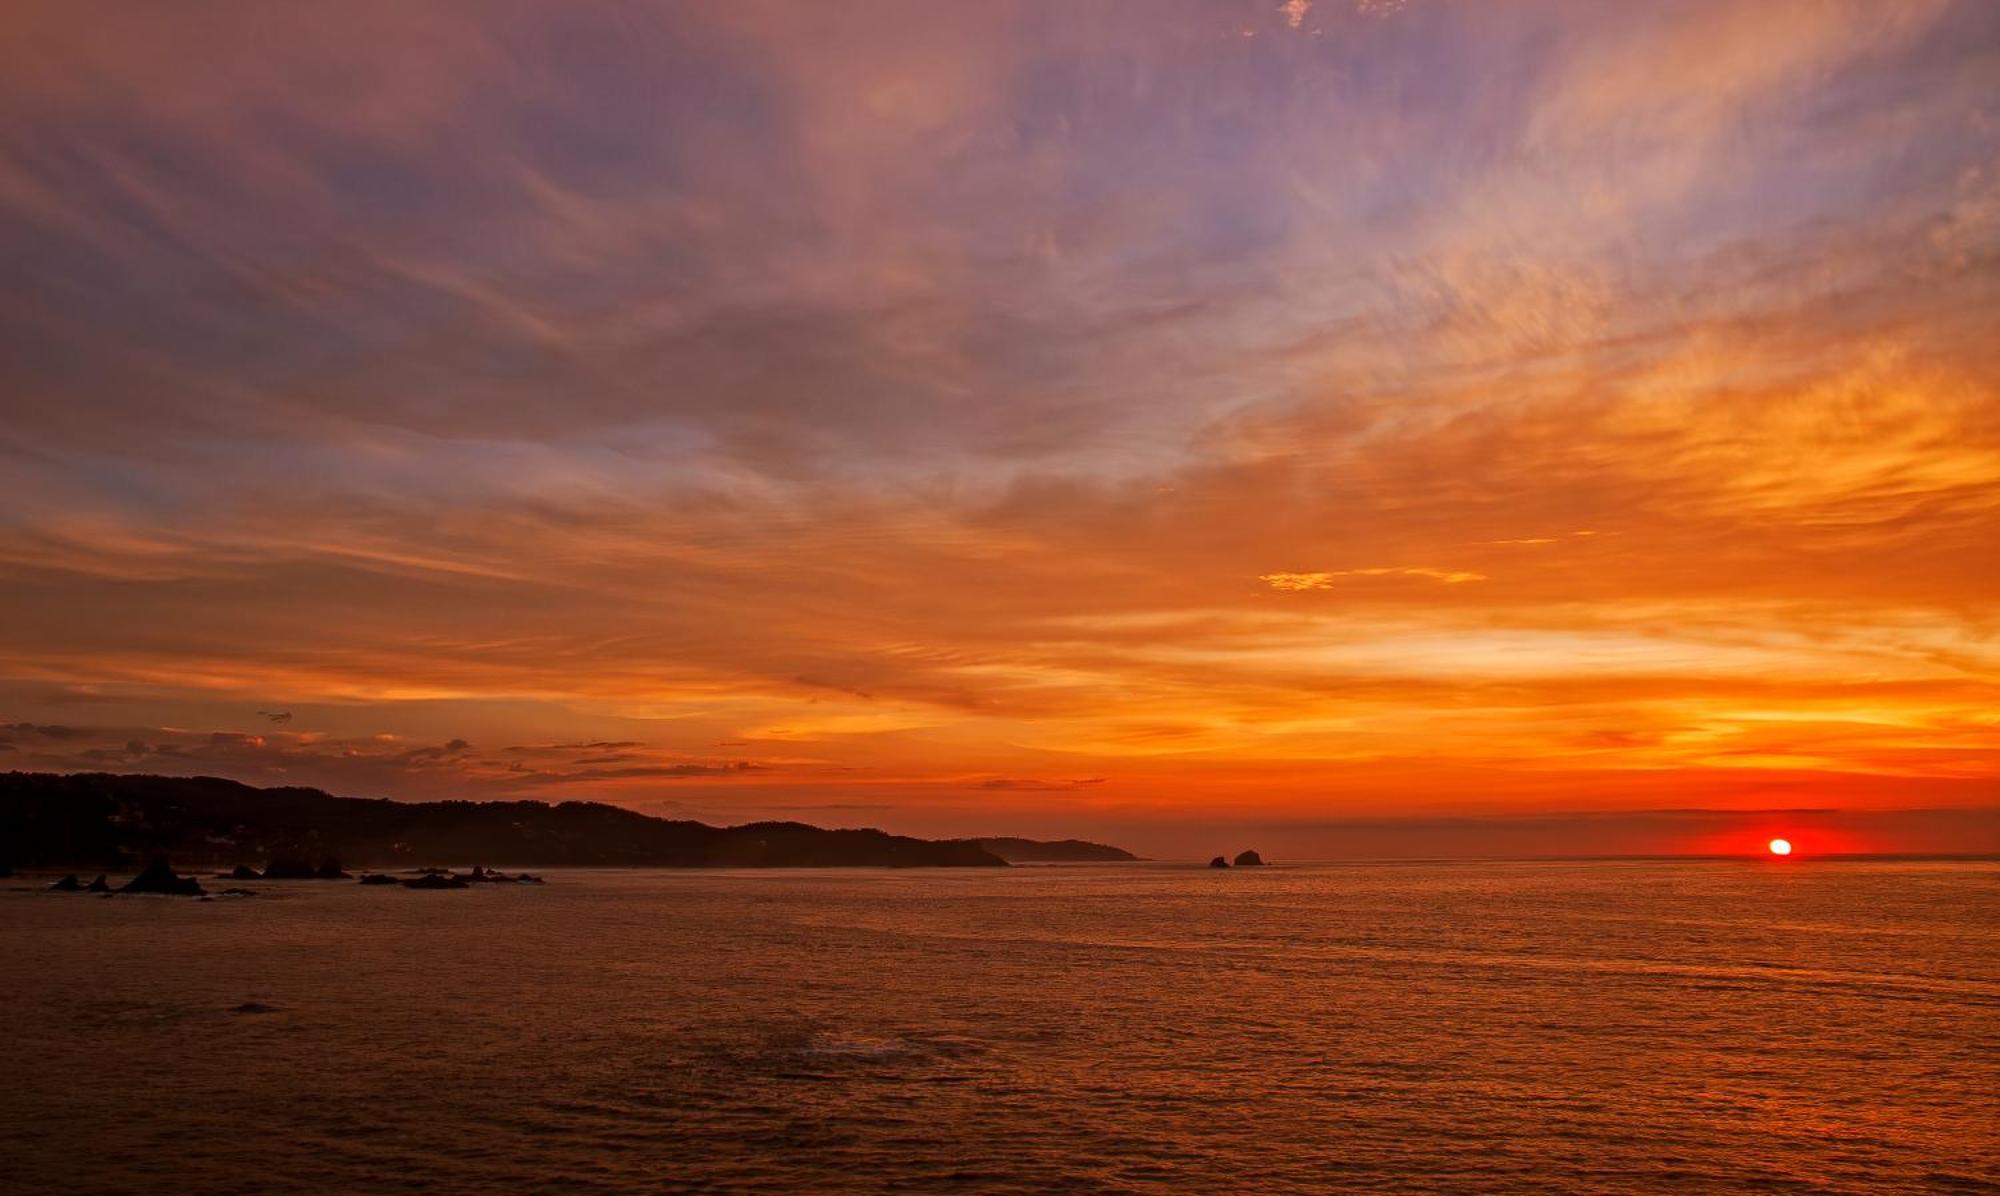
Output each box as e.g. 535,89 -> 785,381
0,771 -> 1136,871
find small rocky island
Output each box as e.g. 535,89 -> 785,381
398,865 -> 544,888
49,859 -> 209,896
1209,850 -> 1267,868
120,859 -> 207,896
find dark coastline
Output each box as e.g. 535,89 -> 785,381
1,771 -> 1018,870
951,836 -> 1143,863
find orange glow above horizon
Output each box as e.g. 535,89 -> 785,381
0,3 -> 1996,854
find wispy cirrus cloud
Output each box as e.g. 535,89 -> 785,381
0,1 -> 1996,847
1261,568 -> 1487,590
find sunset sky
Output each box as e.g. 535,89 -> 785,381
3,2 -> 1997,855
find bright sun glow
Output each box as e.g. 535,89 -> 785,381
1768,838 -> 1793,856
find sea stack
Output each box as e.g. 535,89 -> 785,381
1233,850 -> 1265,866
1209,856 -> 1230,868
119,859 -> 206,896
403,873 -> 470,890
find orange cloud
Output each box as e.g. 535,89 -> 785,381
0,2 -> 1995,852
1261,568 -> 1487,590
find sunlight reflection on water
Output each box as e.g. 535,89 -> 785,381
3,859 -> 1995,1193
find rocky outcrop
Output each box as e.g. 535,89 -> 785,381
465,865 -> 544,884
85,874 -> 110,892
226,864 -> 261,880
119,859 -> 205,896
47,873 -> 82,891
1209,856 -> 1230,869
392,867 -> 543,888
358,873 -> 399,886
402,873 -> 469,890
1233,850 -> 1265,866
315,858 -> 350,880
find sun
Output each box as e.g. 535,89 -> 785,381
1768,838 -> 1793,857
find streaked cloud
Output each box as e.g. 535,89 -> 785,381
0,1 -> 1996,848
1261,568 -> 1486,590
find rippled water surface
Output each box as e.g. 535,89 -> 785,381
3,860 -> 1997,1193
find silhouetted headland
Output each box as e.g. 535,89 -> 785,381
1,772 -> 1014,869
949,837 -> 1141,863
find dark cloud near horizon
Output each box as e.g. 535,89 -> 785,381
2,723 -> 90,740
0,718 -> 779,802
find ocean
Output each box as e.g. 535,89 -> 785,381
3,859 -> 1995,1193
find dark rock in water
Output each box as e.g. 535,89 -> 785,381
1209,856 -> 1230,869
227,864 -> 261,880
119,859 -> 205,896
86,874 -> 111,892
217,887 -> 257,897
358,873 -> 399,886
230,1002 -> 279,1015
460,865 -> 545,884
315,858 -> 350,880
1233,850 -> 1265,866
47,873 -> 82,891
402,873 -> 469,890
